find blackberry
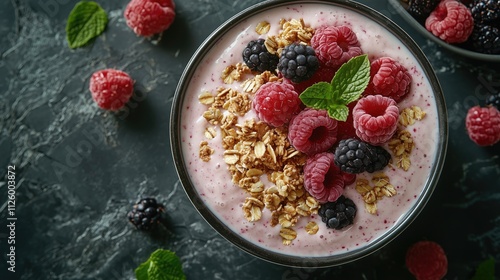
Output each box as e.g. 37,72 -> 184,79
408,0 -> 440,23
127,197 -> 164,230
278,43 -> 319,83
242,39 -> 279,72
470,0 -> 500,25
468,25 -> 500,54
318,195 -> 357,230
486,92 -> 500,109
334,138 -> 391,174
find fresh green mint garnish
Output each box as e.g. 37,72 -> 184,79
135,249 -> 186,280
299,54 -> 370,121
472,257 -> 495,280
66,1 -> 108,49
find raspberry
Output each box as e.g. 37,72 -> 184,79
278,43 -> 320,83
342,172 -> 356,186
127,197 -> 165,231
465,105 -> 500,146
288,109 -> 338,156
334,138 -> 391,174
252,81 -> 301,127
365,57 -> 412,102
242,39 -> 279,72
336,101 -> 359,142
310,25 -> 363,69
303,152 -> 346,203
406,241 -> 448,280
353,95 -> 399,145
425,0 -> 474,44
318,195 -> 357,230
89,69 -> 134,110
408,0 -> 441,23
124,0 -> 176,37
286,66 -> 336,94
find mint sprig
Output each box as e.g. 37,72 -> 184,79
66,1 -> 108,49
135,249 -> 186,280
472,257 -> 495,280
299,54 -> 370,121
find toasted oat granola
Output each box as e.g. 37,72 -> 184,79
399,105 -> 426,127
198,56 -> 318,245
355,173 -> 397,214
264,18 -> 314,55
388,129 -> 414,171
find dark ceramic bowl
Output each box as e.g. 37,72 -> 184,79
171,0 -> 448,267
388,0 -> 500,62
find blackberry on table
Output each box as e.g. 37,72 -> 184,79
334,138 -> 391,174
486,92 -> 500,110
278,43 -> 319,83
127,197 -> 164,231
242,39 -> 279,72
408,0 -> 440,23
318,195 -> 357,230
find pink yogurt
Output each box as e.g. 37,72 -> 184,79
178,3 -> 441,258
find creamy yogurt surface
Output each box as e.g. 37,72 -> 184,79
178,2 -> 440,257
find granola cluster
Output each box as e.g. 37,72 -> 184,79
264,18 -> 314,55
355,173 -> 397,214
197,20 -> 322,244
388,105 -> 426,171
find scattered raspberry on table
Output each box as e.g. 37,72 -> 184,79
89,69 -> 134,110
124,0 -> 176,37
465,105 -> 500,146
406,241 -> 448,280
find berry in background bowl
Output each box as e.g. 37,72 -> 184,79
170,0 -> 447,267
389,0 -> 500,61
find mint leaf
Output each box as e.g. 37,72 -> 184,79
333,54 -> 370,104
328,104 -> 349,122
299,54 -> 370,121
135,262 -> 151,280
135,249 -> 186,280
472,257 -> 495,280
66,1 -> 108,49
299,82 -> 334,109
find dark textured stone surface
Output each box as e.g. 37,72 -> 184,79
0,0 -> 499,279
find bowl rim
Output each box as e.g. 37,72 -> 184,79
388,0 -> 500,62
170,0 -> 448,267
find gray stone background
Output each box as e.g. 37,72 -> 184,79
0,0 -> 499,279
